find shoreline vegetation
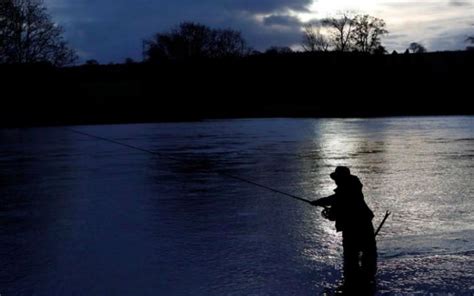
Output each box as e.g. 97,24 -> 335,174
1,50 -> 473,128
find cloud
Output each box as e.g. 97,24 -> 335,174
44,0 -> 474,62
448,0 -> 472,7
263,14 -> 303,27
225,0 -> 312,13
44,0 -> 314,62
371,0 -> 474,51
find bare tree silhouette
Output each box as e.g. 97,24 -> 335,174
466,36 -> 474,51
0,0 -> 77,66
321,12 -> 388,54
144,22 -> 249,61
322,12 -> 356,52
302,23 -> 329,52
408,42 -> 427,53
352,15 -> 388,53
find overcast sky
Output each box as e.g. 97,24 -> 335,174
45,0 -> 474,63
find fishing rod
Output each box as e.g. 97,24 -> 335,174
65,127 -> 390,236
218,171 -> 312,205
65,127 -> 313,205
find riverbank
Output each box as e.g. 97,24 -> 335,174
1,51 -> 473,127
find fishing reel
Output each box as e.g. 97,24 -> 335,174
321,206 -> 336,221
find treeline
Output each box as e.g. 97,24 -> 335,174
141,14 -> 388,63
1,50 -> 473,127
137,17 -> 468,63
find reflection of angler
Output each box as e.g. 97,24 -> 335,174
321,206 -> 391,237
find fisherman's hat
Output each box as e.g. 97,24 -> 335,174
330,166 -> 351,180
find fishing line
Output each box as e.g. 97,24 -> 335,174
65,127 -> 313,205
65,127 -> 390,236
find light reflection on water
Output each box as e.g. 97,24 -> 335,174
0,117 -> 473,295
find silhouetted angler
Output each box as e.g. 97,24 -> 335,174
311,166 -> 377,291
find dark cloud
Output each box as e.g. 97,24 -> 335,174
448,0 -> 472,7
45,0 -> 312,62
225,0 -> 312,13
263,14 -> 302,27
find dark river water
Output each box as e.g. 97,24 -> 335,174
1,117 -> 473,295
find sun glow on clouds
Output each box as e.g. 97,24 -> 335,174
294,0 -> 474,51
298,0 -> 473,21
296,0 -> 378,22
313,0 -> 377,17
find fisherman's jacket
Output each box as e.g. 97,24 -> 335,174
315,175 -> 374,232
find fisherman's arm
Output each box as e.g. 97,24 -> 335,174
310,195 -> 336,207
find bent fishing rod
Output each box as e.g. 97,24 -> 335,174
65,127 -> 390,236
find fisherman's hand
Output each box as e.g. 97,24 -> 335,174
310,200 -> 321,207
